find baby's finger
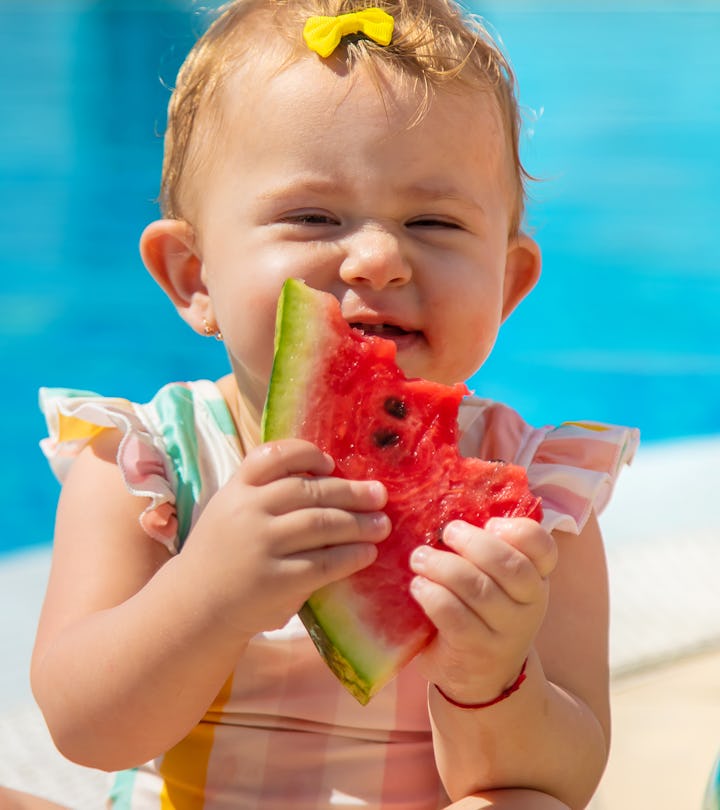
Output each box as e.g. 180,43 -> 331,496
288,541 -> 380,590
272,506 -> 391,555
409,571 -> 487,640
484,517 -> 558,579
263,474 -> 387,516
429,520 -> 551,607
409,544 -> 511,629
240,439 -> 335,486
443,519 -> 555,593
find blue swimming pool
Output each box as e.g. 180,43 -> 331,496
1,2 -> 718,556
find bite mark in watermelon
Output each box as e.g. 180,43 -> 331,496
261,279 -> 542,704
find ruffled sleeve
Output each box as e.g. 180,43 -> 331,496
523,420 -> 639,533
39,382 -> 242,554
458,398 -> 640,535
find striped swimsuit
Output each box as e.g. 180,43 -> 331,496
40,380 -> 638,809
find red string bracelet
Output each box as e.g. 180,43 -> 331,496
433,658 -> 528,710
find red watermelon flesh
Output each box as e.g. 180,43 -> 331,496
261,279 -> 542,703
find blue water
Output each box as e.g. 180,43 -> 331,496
1,2 -> 718,556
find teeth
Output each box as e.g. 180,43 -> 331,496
350,323 -> 407,336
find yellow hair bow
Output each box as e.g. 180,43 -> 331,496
303,8 -> 394,58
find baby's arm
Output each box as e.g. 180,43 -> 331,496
411,515 -> 609,810
31,430 -> 388,771
445,790 -> 570,810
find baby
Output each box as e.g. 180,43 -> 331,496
31,2 -> 638,808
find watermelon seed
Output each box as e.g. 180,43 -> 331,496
383,397 -> 407,419
373,428 -> 401,448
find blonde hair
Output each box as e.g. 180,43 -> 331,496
161,0 -> 529,234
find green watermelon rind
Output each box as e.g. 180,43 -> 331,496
300,582 -> 402,705
261,279 -> 324,440
262,279 -> 390,703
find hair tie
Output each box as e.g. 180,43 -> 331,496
303,8 -> 394,58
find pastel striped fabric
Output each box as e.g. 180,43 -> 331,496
457,398 -> 640,535
39,381 -> 639,809
40,381 -> 242,553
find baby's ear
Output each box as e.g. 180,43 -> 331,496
140,219 -> 211,334
501,232 -> 542,321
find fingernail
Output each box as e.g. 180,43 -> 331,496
410,545 -> 429,570
443,520 -> 471,545
410,575 -> 427,597
368,481 -> 387,504
486,517 -> 514,535
443,521 -> 462,540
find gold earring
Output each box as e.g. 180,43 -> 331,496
202,318 -> 223,341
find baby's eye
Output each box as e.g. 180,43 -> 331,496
407,217 -> 462,230
281,212 -> 339,225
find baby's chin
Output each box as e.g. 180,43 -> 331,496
393,354 -> 454,387
395,352 -> 481,389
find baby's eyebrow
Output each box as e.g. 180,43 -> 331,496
256,177 -> 339,202
255,177 -> 488,220
400,182 -> 487,214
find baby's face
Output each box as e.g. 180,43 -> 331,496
193,55 -> 538,406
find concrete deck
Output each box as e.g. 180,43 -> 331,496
595,647 -> 720,809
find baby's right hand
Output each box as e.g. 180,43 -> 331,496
180,439 -> 389,638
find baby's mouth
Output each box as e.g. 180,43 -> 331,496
349,323 -> 411,339
349,323 -> 422,352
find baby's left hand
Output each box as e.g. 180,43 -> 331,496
409,517 -> 557,705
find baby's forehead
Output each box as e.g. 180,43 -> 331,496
186,59 -> 513,229
166,6 -> 525,230
180,55 -> 509,207
217,48 -> 506,134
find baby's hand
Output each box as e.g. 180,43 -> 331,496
180,439 -> 389,639
409,517 -> 557,705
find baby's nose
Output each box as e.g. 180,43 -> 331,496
338,225 -> 411,290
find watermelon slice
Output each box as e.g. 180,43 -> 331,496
261,279 -> 542,704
